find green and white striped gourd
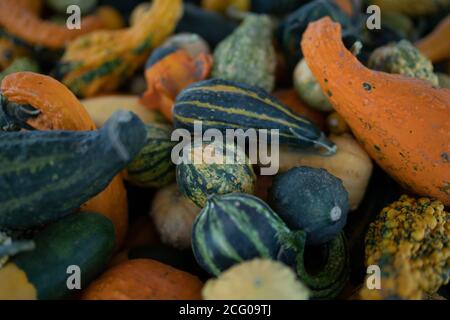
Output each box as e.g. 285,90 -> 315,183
0,111 -> 147,230
176,142 -> 256,208
127,123 -> 176,188
174,79 -> 336,155
191,193 -> 350,299
212,14 -> 276,92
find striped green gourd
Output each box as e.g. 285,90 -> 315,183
126,123 -> 176,188
192,193 -> 350,299
173,79 -> 336,155
0,110 -> 147,230
176,142 -> 256,207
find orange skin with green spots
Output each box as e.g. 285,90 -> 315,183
302,18 -> 450,205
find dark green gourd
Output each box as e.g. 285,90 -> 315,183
213,14 -> 276,92
127,123 -> 176,188
270,167 -> 349,245
174,79 -> 336,155
9,212 -> 115,300
192,193 -> 350,299
176,142 -> 256,207
0,110 -> 147,230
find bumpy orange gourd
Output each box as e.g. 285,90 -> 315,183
0,0 -> 123,50
82,259 -> 203,300
0,72 -> 128,245
140,49 -> 213,122
302,18 -> 450,205
416,15 -> 450,63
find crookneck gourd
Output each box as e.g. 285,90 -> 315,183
360,195 -> 449,300
53,0 -> 183,97
192,193 -> 349,299
0,110 -> 147,230
0,0 -> 123,50
301,17 -> 450,206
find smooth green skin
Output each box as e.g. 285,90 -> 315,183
212,14 -> 276,92
0,110 -> 147,229
13,212 -> 115,300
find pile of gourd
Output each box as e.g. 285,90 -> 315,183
0,0 -> 449,300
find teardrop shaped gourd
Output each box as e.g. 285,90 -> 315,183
301,17 -> 450,205
0,110 -> 147,230
174,79 -> 336,154
53,0 -> 183,97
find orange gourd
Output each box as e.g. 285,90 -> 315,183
82,259 -> 203,300
140,49 -> 213,122
0,72 -> 128,244
416,15 -> 450,63
0,0 -> 123,50
301,17 -> 450,205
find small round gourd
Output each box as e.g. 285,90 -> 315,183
176,142 -> 256,208
270,166 -> 349,245
202,259 -> 309,300
293,58 -> 333,112
150,184 -> 200,250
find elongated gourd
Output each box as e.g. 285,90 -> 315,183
174,79 -> 336,154
415,15 -> 450,63
54,0 -> 183,97
302,17 -> 450,206
0,212 -> 115,300
0,110 -> 147,230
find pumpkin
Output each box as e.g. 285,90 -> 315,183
277,135 -> 372,210
212,14 -> 276,92
150,184 -> 201,250
369,40 -> 439,86
54,0 -> 183,97
176,142 -> 256,208
1,72 -> 130,245
301,17 -> 450,205
81,95 -> 166,128
0,212 -> 115,300
126,123 -> 177,188
0,110 -> 147,230
202,259 -> 310,300
82,259 -> 203,300
140,49 -> 213,123
416,15 -> 450,63
270,167 -> 350,245
0,0 -> 123,50
174,79 -> 336,154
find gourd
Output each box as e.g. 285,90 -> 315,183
174,79 -> 336,155
126,123 -> 177,188
0,57 -> 39,82
161,33 -> 211,58
293,58 -> 333,112
0,35 -> 30,70
212,14 -> 276,92
371,0 -> 450,16
278,0 -> 352,69
301,17 -> 450,206
82,259 -> 203,300
0,110 -> 147,230
150,184 -> 200,250
192,193 -> 350,299
140,49 -> 213,123
277,135 -> 373,210
81,95 -> 166,128
0,232 -> 34,269
273,89 -> 325,129
176,142 -> 256,208
1,72 -> 130,245
360,195 -> 449,300
416,15 -> 450,63
0,212 -> 115,300
0,0 -> 123,50
201,0 -> 250,13
270,167 -> 349,245
202,259 -> 310,300
368,40 -> 439,86
53,0 -> 183,97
